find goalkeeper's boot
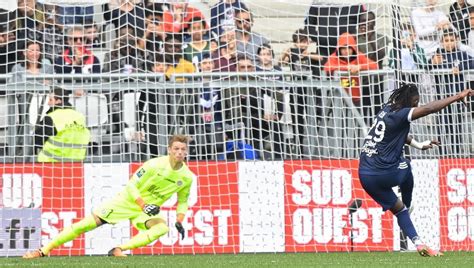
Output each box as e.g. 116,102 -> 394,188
108,247 -> 127,257
22,249 -> 45,259
416,245 -> 443,257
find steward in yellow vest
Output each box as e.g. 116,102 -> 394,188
34,87 -> 90,162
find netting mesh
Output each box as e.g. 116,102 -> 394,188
0,0 -> 473,256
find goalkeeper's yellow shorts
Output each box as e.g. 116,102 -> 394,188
93,192 -> 165,231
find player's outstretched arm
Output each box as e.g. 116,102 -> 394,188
406,136 -> 441,150
411,88 -> 474,121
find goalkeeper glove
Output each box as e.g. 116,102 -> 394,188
135,197 -> 160,216
175,222 -> 185,240
143,204 -> 160,216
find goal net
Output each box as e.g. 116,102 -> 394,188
0,0 -> 473,257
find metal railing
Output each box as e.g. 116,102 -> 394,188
0,69 -> 471,162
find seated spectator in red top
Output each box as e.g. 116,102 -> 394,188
54,26 -> 100,74
162,1 -> 205,35
323,32 -> 378,105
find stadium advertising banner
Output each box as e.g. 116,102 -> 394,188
439,159 -> 474,251
131,162 -> 240,255
0,164 -> 84,256
2,160 -> 474,256
283,160 -> 394,252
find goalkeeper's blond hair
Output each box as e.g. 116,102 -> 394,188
168,135 -> 190,147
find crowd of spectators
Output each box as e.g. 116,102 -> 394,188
1,0 -> 473,159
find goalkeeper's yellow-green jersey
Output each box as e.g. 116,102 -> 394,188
122,156 -> 195,215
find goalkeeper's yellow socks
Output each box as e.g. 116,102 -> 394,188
41,215 -> 98,255
119,223 -> 169,250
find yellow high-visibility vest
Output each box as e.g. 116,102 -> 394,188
37,108 -> 90,162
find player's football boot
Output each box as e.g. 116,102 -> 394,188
108,247 -> 127,257
22,249 -> 45,259
416,245 -> 443,257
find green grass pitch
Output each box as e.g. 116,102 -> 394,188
1,252 -> 474,267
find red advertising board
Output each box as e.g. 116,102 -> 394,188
131,161 -> 240,254
0,164 -> 84,256
284,160 -> 394,252
439,159 -> 474,251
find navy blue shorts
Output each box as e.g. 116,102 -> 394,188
359,166 -> 413,211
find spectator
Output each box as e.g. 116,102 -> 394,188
144,1 -> 165,21
256,44 -> 281,72
34,86 -> 91,162
16,0 -> 44,28
54,26 -> 101,74
305,4 -> 365,58
196,54 -> 226,158
41,6 -> 65,64
9,40 -> 53,83
323,32 -> 378,106
210,0 -> 247,39
411,0 -> 452,57
388,24 -> 428,83
110,0 -> 146,37
0,10 -> 18,74
139,53 -> 167,157
162,1 -> 205,36
146,52 -> 168,74
430,28 -> 474,95
57,4 -> 94,25
199,54 -> 222,126
280,29 -> 323,155
140,3 -> 166,53
468,7 -> 474,49
16,0 -> 44,42
84,21 -> 101,48
103,32 -> 146,135
256,44 -> 285,150
356,10 -> 388,120
429,28 -> 474,155
183,17 -> 211,70
357,11 -> 389,69
449,0 -> 473,44
164,36 -> 195,80
230,55 -> 283,159
212,29 -> 237,72
102,34 -> 146,74
9,40 -> 53,146
210,38 -> 218,54
234,6 -> 269,64
280,28 -> 323,74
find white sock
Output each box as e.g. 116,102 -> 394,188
412,236 -> 423,246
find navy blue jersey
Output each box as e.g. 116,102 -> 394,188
359,105 -> 414,174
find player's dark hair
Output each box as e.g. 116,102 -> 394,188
187,16 -> 206,29
292,28 -> 309,43
387,83 -> 419,111
442,28 -> 458,39
168,135 -> 190,147
51,86 -> 71,107
235,6 -> 254,23
257,43 -> 274,57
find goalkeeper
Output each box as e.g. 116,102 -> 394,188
23,135 -> 194,258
